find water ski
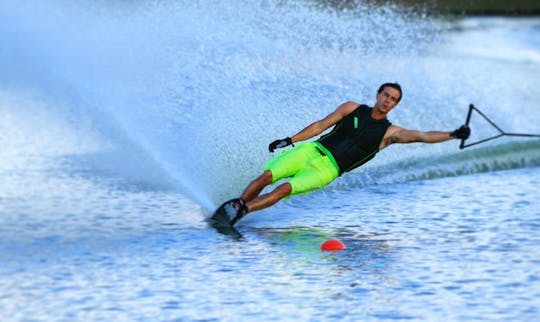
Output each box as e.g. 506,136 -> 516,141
209,198 -> 246,236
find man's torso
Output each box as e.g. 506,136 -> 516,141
317,104 -> 391,174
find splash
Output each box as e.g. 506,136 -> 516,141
1,1 -> 539,210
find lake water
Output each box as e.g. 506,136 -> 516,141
1,1 -> 539,321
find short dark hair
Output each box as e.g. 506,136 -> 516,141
377,82 -> 402,103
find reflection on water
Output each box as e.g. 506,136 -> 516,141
1,161 -> 539,320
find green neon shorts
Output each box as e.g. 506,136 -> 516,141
263,142 -> 340,195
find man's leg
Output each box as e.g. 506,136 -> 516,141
243,151 -> 339,213
240,170 -> 273,202
245,182 -> 292,213
240,170 -> 293,212
234,144 -> 308,219
226,171 -> 290,226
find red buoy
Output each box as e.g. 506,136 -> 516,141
320,239 -> 345,251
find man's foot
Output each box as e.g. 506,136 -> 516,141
230,199 -> 248,226
211,198 -> 248,227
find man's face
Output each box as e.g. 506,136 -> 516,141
375,87 -> 401,114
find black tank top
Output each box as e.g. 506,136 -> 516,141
317,104 -> 391,175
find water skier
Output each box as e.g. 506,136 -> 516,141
213,83 -> 470,226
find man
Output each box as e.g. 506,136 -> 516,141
213,83 -> 470,227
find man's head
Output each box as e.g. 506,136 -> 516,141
373,82 -> 402,116
377,82 -> 402,103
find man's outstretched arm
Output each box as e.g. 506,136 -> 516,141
381,125 -> 470,149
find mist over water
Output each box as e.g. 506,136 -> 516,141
1,1 -> 539,210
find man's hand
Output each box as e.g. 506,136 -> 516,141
268,137 -> 293,152
451,125 -> 471,140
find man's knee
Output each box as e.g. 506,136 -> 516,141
276,183 -> 292,197
260,170 -> 273,185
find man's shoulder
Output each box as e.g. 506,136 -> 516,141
386,124 -> 404,133
337,101 -> 364,114
344,101 -> 370,109
340,101 -> 361,108
379,125 -> 403,150
383,125 -> 405,141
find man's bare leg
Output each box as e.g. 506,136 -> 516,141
241,171 -> 273,202
236,170 -> 291,214
245,183 -> 292,213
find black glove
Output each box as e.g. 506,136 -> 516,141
268,137 -> 293,152
451,125 -> 471,140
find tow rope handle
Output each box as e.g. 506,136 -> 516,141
460,104 -> 540,149
459,104 -> 474,150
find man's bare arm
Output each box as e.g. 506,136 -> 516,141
380,125 -> 454,149
291,101 -> 358,143
393,129 -> 453,144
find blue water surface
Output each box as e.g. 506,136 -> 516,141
1,166 -> 539,321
